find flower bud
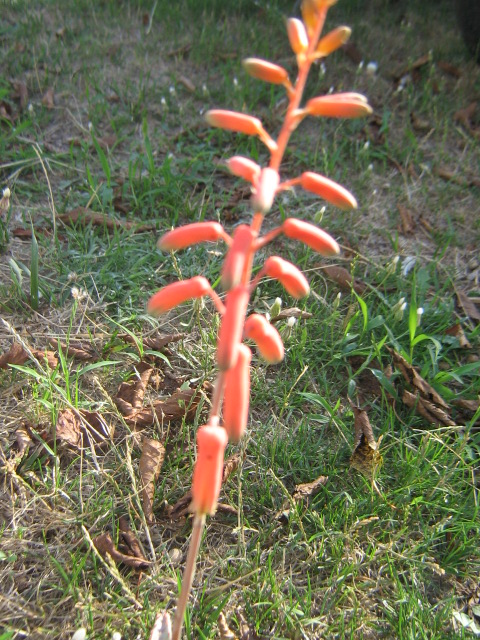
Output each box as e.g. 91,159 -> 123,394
243,58 -> 290,85
158,222 -> 225,251
191,425 -> 228,515
305,93 -> 372,119
226,156 -> 261,184
264,256 -> 310,298
221,225 -> 255,290
147,276 -> 211,315
282,218 -> 340,255
251,167 -> 280,214
206,109 -> 263,136
300,172 -> 358,209
223,344 -> 251,441
316,26 -> 351,57
244,313 -> 284,364
287,18 -> 309,56
216,286 -> 250,371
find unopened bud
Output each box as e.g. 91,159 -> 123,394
264,256 -> 310,298
191,425 -> 228,515
243,58 -> 290,86
223,344 -> 251,441
216,286 -> 250,371
158,222 -> 226,251
244,313 -> 284,364
147,276 -> 211,315
300,172 -> 358,209
282,218 -> 340,255
251,167 -> 280,214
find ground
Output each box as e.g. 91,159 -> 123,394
0,1 -> 479,639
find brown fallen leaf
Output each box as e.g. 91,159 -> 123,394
445,324 -> 472,349
410,112 -> 431,132
397,204 -> 416,234
292,475 -> 328,501
116,362 -> 153,414
118,516 -> 147,561
342,41 -> 362,64
49,339 -> 98,361
59,207 -> 155,233
122,382 -> 212,427
167,43 -> 192,58
41,88 -> 55,109
92,532 -> 150,570
437,60 -> 462,78
434,166 -> 480,189
0,342 -> 29,369
270,308 -> 313,323
11,80 -> 28,110
139,438 -> 165,524
388,348 -> 450,409
454,102 -> 477,129
0,101 -> 14,123
55,408 -> 113,450
402,389 -> 453,426
457,290 -> 480,323
178,75 -> 195,93
349,403 -> 382,477
96,134 -> 117,150
321,265 -> 367,295
452,397 -> 480,416
31,349 -> 58,369
120,332 -> 183,352
14,424 -> 33,459
222,453 -> 241,483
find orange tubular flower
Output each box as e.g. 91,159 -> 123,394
300,172 -> 358,209
191,425 -> 229,515
264,256 -> 310,299
251,167 -> 280,214
158,222 -> 227,251
243,58 -> 291,87
147,276 -> 211,315
206,109 -> 263,136
305,93 -> 372,119
315,26 -> 351,57
221,225 -> 255,290
216,286 -> 250,371
227,156 -> 261,185
287,18 -> 309,57
282,218 -> 340,255
223,344 -> 251,441
244,314 -> 284,364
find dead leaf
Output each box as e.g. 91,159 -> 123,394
410,112 -> 431,132
434,166 -> 480,189
41,88 -> 55,109
437,60 -> 462,78
122,382 -> 212,427
118,516 -> 147,561
139,438 -> 165,523
166,43 -> 192,58
59,207 -> 155,232
0,342 -> 29,369
11,80 -> 28,110
349,403 -> 382,477
270,308 -> 313,323
49,339 -> 98,361
116,362 -> 153,414
92,532 -> 150,570
149,612 -> 172,640
321,265 -> 367,295
120,332 -> 183,352
55,26 -> 66,38
31,349 -> 58,369
178,76 -> 195,93
222,453 -> 241,483
55,409 -> 113,450
293,475 -> 328,501
452,398 -> 480,414
218,613 -> 237,640
14,425 -> 32,459
454,102 -> 477,129
457,290 -> 480,323
389,348 -> 450,409
445,324 -> 472,348
402,389 -> 453,426
397,204 -> 416,235
96,134 -> 117,150
0,100 -> 14,123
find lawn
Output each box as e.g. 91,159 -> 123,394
0,1 -> 479,639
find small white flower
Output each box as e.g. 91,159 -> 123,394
233,77 -> 239,88
402,256 -> 417,277
201,83 -> 208,95
160,97 -> 167,107
2,187 -> 10,199
319,62 -> 326,76
87,121 -> 93,131
367,163 -> 374,172
28,103 -> 34,113
112,633 -> 122,640
72,630 -> 87,640
67,271 -> 77,282
366,61 -> 378,76
416,307 -> 424,327
169,85 -> 176,95
358,61 -> 364,71
287,316 -> 296,328
332,291 -> 342,311
393,300 -> 407,322
385,255 -> 399,276
362,141 -> 370,151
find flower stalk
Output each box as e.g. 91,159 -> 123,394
147,1 -> 371,636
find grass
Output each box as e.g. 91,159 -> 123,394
1,0 -> 479,638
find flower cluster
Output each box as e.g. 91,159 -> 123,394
147,1 -> 371,637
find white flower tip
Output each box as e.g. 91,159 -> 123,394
72,630 -> 87,640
